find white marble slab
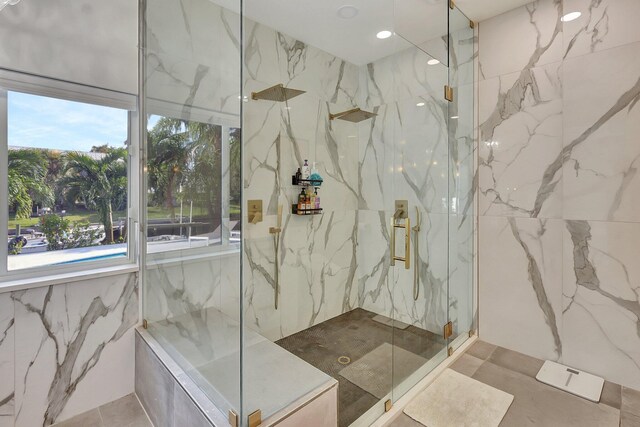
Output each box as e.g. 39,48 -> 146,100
479,0 -> 563,80
479,216 -> 563,362
479,61 -> 563,218
562,41 -> 640,222
0,293 -> 14,427
12,273 -> 138,427
563,0 -> 640,59
562,220 -> 640,390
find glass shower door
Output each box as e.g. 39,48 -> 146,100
448,2 -> 476,353
388,46 -> 451,401
388,0 -> 463,406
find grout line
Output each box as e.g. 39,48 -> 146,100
133,393 -> 155,427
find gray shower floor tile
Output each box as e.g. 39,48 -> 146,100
275,308 -> 446,427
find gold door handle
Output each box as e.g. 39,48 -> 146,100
390,217 -> 410,270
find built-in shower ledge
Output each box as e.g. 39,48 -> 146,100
136,324 -> 338,426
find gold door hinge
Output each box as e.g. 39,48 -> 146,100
228,410 -> 238,427
443,321 -> 453,339
469,20 -> 475,29
444,85 -> 454,102
142,319 -> 148,329
448,346 -> 454,357
385,399 -> 392,412
248,409 -> 262,427
449,0 -> 455,9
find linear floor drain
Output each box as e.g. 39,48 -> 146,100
338,356 -> 351,365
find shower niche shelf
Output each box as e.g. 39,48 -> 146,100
291,205 -> 323,216
291,175 -> 323,187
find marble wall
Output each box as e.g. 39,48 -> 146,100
242,15 -> 362,341
142,0 -> 476,345
0,273 -> 138,427
242,6 -> 477,340
478,0 -> 640,389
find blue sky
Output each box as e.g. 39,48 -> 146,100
8,91 -> 129,152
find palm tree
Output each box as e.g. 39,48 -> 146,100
8,149 -> 53,219
62,148 -> 127,243
147,118 -> 191,219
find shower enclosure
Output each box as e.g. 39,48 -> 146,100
140,0 -> 476,425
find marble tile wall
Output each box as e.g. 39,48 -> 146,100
478,0 -> 640,389
0,273 -> 138,427
143,0 -> 476,345
242,14 -> 362,341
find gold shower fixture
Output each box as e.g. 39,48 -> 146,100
329,107 -> 376,123
251,84 -> 305,102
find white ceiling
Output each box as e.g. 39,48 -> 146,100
221,0 -> 534,65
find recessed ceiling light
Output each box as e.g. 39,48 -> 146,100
337,5 -> 359,19
561,11 -> 581,22
427,59 -> 440,65
416,102 -> 425,107
376,30 -> 393,39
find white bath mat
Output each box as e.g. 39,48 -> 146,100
339,343 -> 426,399
404,368 -> 513,427
371,314 -> 410,330
536,360 -> 604,402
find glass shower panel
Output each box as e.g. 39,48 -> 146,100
447,4 -> 476,350
142,0 -> 242,418
394,0 -> 449,66
389,44 -> 450,401
241,1 -> 370,422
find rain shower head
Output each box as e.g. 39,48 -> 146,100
251,84 -> 306,102
329,108 -> 376,123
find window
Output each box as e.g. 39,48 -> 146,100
146,115 -> 226,254
1,73 -> 137,276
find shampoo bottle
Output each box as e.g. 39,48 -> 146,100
298,189 -> 306,213
314,189 -> 320,209
302,159 -> 310,180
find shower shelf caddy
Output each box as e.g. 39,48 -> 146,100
291,173 -> 323,215
291,175 -> 323,187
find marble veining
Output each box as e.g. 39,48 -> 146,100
479,0 -> 640,390
12,274 -> 138,427
0,293 -> 14,427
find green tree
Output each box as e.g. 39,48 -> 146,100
147,118 -> 191,219
61,148 -> 127,243
8,149 -> 54,219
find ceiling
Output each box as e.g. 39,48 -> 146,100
217,0 -> 534,65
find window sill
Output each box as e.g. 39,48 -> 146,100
0,263 -> 139,294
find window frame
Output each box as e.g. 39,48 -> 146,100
144,99 -> 240,264
0,69 -> 139,283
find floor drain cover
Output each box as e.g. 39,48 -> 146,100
338,356 -> 351,365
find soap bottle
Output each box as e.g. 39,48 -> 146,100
298,189 -> 306,214
295,168 -> 302,183
302,159 -> 310,180
305,190 -> 311,213
310,190 -> 316,211
314,189 -> 320,209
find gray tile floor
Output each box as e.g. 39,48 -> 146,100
276,308 -> 446,427
391,340 -> 640,427
51,394 -> 152,427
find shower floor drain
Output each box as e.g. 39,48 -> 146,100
338,356 -> 351,365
